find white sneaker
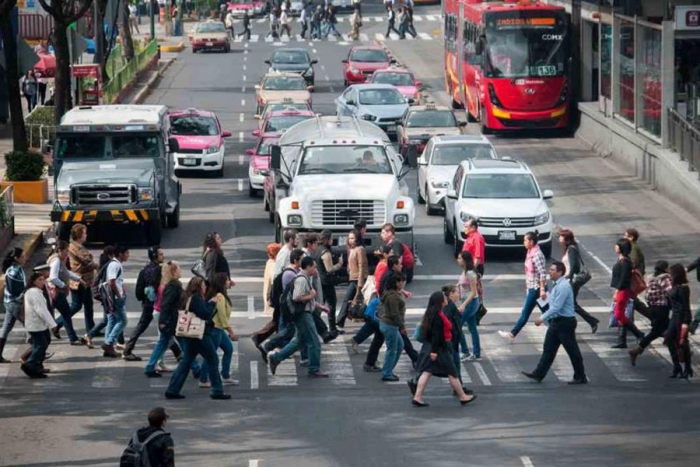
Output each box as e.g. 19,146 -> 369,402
466,354 -> 481,362
460,353 -> 472,362
198,381 -> 211,389
157,363 -> 175,373
222,378 -> 239,386
300,359 -> 310,367
498,330 -> 515,341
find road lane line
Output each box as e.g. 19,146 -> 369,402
239,113 -> 245,122
241,98 -> 246,106
473,362 -> 491,386
325,75 -> 330,81
244,48 -> 248,53
520,456 -> 534,467
242,86 -> 246,92
418,32 -> 433,40
250,361 -> 259,389
238,179 -> 244,191
248,296 -> 255,319
242,74 -> 246,81
243,64 -> 247,70
321,64 -> 326,71
239,155 -> 245,165
243,55 -> 247,61
312,48 -> 318,53
239,131 -> 244,142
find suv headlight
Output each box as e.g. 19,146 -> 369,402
251,168 -> 261,176
430,180 -> 449,189
393,214 -> 409,226
287,214 -> 303,226
460,211 -> 476,222
534,211 -> 550,225
302,67 -> 313,77
139,188 -> 154,201
361,114 -> 377,121
56,189 -> 70,203
205,145 -> 220,154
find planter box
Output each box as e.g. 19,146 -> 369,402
0,179 -> 48,204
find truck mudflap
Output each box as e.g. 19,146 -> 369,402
51,208 -> 160,223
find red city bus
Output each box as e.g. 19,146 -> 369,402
443,0 -> 571,133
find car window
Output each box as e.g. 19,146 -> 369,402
55,135 -> 106,159
197,22 -> 225,33
452,165 -> 463,191
112,134 -> 161,158
350,49 -> 389,62
359,89 -> 404,105
407,111 -> 457,128
298,146 -> 392,175
262,76 -> 307,90
263,115 -> 312,132
170,116 -> 219,136
257,139 -> 277,155
271,51 -> 309,64
373,72 -> 414,86
462,174 -> 539,199
432,145 -> 495,165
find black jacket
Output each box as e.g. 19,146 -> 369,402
443,301 -> 462,347
610,257 -> 632,291
134,426 -> 174,467
669,285 -> 692,324
564,245 -> 583,280
204,249 -> 230,284
424,311 -> 450,351
159,281 -> 183,336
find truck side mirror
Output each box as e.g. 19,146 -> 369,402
167,137 -> 179,153
407,145 -> 419,169
271,145 -> 281,170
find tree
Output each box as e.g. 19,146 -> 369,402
37,0 -> 94,125
119,0 -> 134,61
0,0 -> 28,152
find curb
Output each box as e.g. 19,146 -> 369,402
132,59 -> 175,104
160,41 -> 185,53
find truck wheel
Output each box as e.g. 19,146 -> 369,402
443,218 -> 451,244
146,221 -> 162,245
57,222 -> 71,241
416,183 -> 425,204
167,205 -> 180,229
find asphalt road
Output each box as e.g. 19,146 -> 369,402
1,3 -> 700,466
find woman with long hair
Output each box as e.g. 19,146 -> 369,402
411,291 -> 477,407
199,273 -> 238,387
165,277 -> 231,400
83,246 -> 121,347
667,264 -> 693,378
48,241 -> 85,346
0,248 -> 27,363
610,238 -> 645,349
20,272 -> 57,378
457,251 -> 481,361
377,273 -> 406,382
558,229 -> 599,333
203,231 -> 231,285
337,229 -> 368,331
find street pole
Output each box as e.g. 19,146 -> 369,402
150,0 -> 156,40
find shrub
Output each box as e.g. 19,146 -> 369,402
4,151 -> 46,181
24,106 -> 56,148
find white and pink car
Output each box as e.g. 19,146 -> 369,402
227,0 -> 266,17
169,108 -> 231,177
366,68 -> 423,105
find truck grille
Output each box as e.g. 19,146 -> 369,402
311,200 -> 385,226
73,184 -> 137,206
478,216 -> 537,228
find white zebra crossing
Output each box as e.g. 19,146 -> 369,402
522,325 -> 574,382
233,33 -> 435,44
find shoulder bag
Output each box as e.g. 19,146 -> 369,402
630,268 -> 647,297
191,252 -> 207,279
175,298 -> 205,339
571,247 -> 592,289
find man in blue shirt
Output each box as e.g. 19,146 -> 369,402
522,261 -> 588,385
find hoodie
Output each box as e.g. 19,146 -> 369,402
134,426 -> 174,467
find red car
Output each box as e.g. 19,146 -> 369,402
252,108 -> 315,138
366,68 -> 423,104
342,46 -> 394,86
246,136 -> 278,197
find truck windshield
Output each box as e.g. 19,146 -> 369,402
55,133 -> 161,159
55,135 -> 105,159
298,146 -> 392,175
484,12 -> 568,78
112,134 -> 161,158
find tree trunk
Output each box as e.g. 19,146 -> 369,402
0,11 -> 28,153
93,1 -> 106,79
53,23 -> 72,125
120,0 -> 134,61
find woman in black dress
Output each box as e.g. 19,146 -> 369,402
411,291 -> 477,407
667,264 -> 693,379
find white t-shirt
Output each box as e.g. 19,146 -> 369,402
129,4 -> 137,16
107,260 -> 125,298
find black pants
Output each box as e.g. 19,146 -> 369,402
633,297 -> 651,320
54,292 -> 78,342
572,284 -> 599,328
366,326 -> 418,366
24,330 -> 50,374
322,284 -> 337,332
313,310 -> 329,338
69,284 -> 95,332
124,305 -> 154,355
667,314 -> 691,368
639,305 -> 670,349
385,20 -> 399,37
300,21 -> 308,38
337,281 -> 358,327
532,317 -> 586,381
238,26 -> 251,39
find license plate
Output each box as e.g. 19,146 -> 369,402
182,158 -> 197,166
206,42 -> 213,46
498,230 -> 517,241
337,236 -> 347,247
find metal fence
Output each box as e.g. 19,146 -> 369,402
668,108 -> 700,179
102,40 -> 159,104
25,122 -> 56,149
0,185 -> 15,232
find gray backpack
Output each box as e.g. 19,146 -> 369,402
119,431 -> 166,467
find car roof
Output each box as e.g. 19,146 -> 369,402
169,108 -> 217,119
459,159 -> 530,173
350,45 -> 385,51
433,135 -> 490,145
265,109 -> 315,118
351,83 -> 400,91
262,72 -> 306,79
373,68 -> 410,74
410,105 -> 452,112
271,48 -> 308,54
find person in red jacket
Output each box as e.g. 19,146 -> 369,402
461,219 -> 485,276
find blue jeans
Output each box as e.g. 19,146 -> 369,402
271,312 -> 321,374
0,302 -> 23,340
166,334 -> 223,396
70,285 -> 95,332
511,288 -> 541,337
105,298 -> 127,346
144,331 -> 174,373
379,321 -> 402,378
262,320 -> 296,352
200,328 -> 234,382
459,298 -> 481,357
353,319 -> 377,345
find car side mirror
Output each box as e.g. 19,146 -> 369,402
271,145 -> 282,170
254,84 -> 261,90
245,149 -> 255,156
407,98 -> 415,105
417,157 -> 427,166
459,121 -> 468,127
252,129 -> 261,137
345,99 -> 355,106
415,80 -> 423,88
447,189 -> 457,200
543,189 -> 554,200
342,59 -> 348,64
264,60 -> 271,65
167,137 -> 179,153
311,59 -> 318,65
222,130 -> 232,137
390,59 -> 397,64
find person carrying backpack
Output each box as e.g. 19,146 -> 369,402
120,407 -> 174,467
377,223 -> 414,283
123,247 -> 165,361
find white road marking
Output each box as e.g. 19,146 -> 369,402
320,64 -> 326,71
250,361 -> 259,389
473,362 -> 492,386
238,179 -> 244,191
244,48 -> 248,53
520,456 -> 535,467
312,48 -> 318,54
425,15 -> 436,21
264,35 -> 273,42
413,15 -> 423,22
480,331 -> 525,383
360,33 -> 369,41
373,16 -> 383,22
419,32 -> 433,41
243,55 -> 247,61
257,18 -> 266,23
235,36 -> 244,42
242,74 -> 246,81
249,461 -> 260,467
459,362 -> 473,383
239,113 -> 245,122
243,64 -> 247,70
325,75 -> 330,81
329,86 -> 335,93
337,17 -> 344,23
281,35 -> 290,42
267,356 -> 298,386
239,131 -> 244,142
322,339 -> 356,385
248,295 -> 255,319
342,33 -> 351,41
586,338 -> 646,382
338,41 -> 349,46
250,35 -> 259,42
328,34 -> 337,42
239,155 -> 245,165
375,33 -> 385,41
241,99 -> 246,106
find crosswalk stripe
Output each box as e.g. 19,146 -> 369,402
460,361 -> 473,384
375,33 -> 385,41
234,35 -> 244,42
372,16 -> 383,22
480,331 -> 525,383
523,325 -> 573,382
337,17 -> 344,23
91,359 -> 125,388
342,33 -> 351,41
267,357 -> 297,386
413,15 -> 423,22
426,15 -> 436,21
472,361 -> 491,386
250,360 -> 259,389
586,338 -> 646,383
250,34 -> 260,42
323,338 -> 356,385
418,32 -> 433,40
281,35 -> 290,42
328,34 -> 337,42
359,33 -> 369,42
264,35 -> 274,42
257,18 -> 266,23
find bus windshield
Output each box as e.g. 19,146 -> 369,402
484,12 -> 567,79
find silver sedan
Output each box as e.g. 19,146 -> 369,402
335,84 -> 413,137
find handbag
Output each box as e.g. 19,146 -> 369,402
608,299 -> 634,328
348,295 -> 366,320
630,269 -> 647,296
476,303 -> 488,325
571,252 -> 592,289
191,253 -> 207,280
412,324 -> 424,343
175,299 -> 205,339
363,297 -> 380,323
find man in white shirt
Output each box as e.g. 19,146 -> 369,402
102,246 -> 130,358
129,4 -> 140,35
279,8 -> 291,37
274,229 -> 299,277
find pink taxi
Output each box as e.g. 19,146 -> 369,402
246,136 -> 278,197
228,0 -> 267,18
366,68 -> 423,104
169,108 -> 231,177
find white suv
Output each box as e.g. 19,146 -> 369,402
443,159 -> 553,257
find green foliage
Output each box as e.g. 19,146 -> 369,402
3,151 -> 46,182
24,106 -> 56,148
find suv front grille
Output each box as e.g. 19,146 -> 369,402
73,184 -> 136,206
478,216 -> 537,228
311,200 -> 385,226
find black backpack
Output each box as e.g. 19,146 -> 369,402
119,430 -> 166,467
271,268 -> 296,309
284,275 -> 312,320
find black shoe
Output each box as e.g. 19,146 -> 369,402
269,356 -> 280,376
591,322 -> 599,334
521,371 -> 543,383
670,365 -> 683,378
382,375 -> 399,382
165,392 -> 185,399
683,364 -> 694,379
323,332 -> 338,344
460,394 -> 478,406
0,356 -> 10,364
258,345 -> 269,364
145,371 -> 162,378
123,353 -> 142,362
308,371 -> 330,378
210,393 -> 232,400
69,340 -> 85,346
95,331 -> 105,337
407,379 -> 417,396
52,329 -> 61,340
411,399 -> 429,407
567,378 -> 588,385
363,364 -> 381,373
462,386 -> 474,396
611,343 -> 627,349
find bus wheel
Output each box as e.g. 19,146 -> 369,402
480,107 -> 492,135
451,97 -> 463,110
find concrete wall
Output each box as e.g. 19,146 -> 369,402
577,102 -> 700,217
